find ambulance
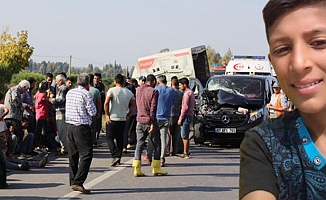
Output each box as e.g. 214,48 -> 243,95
225,55 -> 273,75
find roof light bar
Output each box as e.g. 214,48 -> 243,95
233,55 -> 265,59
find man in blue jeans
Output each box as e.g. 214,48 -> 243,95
177,78 -> 195,159
132,74 -> 167,177
145,75 -> 175,167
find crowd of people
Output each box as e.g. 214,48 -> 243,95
0,72 -> 195,194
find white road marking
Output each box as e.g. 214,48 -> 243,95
58,158 -> 133,199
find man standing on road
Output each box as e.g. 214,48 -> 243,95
4,80 -> 30,146
49,74 -> 69,155
88,74 -> 102,147
132,74 -> 167,177
177,78 -> 195,159
65,73 -> 97,194
145,75 -> 175,167
94,73 -> 106,136
167,76 -> 184,156
104,74 -> 136,166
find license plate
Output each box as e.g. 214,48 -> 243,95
215,128 -> 236,134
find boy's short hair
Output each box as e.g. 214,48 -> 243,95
27,77 -> 36,84
263,0 -> 324,39
114,74 -> 125,85
139,76 -> 146,82
46,73 -> 53,79
179,77 -> 189,86
88,74 -> 94,85
94,73 -> 102,78
67,77 -> 75,82
157,75 -> 167,84
146,74 -> 156,82
171,77 -> 179,87
129,78 -> 138,85
0,93 -> 3,100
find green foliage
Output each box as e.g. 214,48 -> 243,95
102,77 -> 114,90
0,64 -> 12,93
0,30 -> 34,74
10,71 -> 46,94
160,48 -> 169,53
28,60 -> 125,79
207,45 -> 219,68
0,29 -> 34,92
206,45 -> 228,67
223,48 -> 233,65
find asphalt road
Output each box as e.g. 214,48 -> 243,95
1,132 -> 240,200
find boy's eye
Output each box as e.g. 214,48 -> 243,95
311,40 -> 326,48
272,46 -> 291,56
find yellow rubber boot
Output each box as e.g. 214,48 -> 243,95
152,160 -> 168,176
132,160 -> 145,177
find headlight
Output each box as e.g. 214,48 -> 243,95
249,108 -> 264,122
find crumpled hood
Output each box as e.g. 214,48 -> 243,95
217,90 -> 263,106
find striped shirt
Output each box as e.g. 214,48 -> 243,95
179,87 -> 195,121
136,84 -> 158,125
65,86 -> 97,126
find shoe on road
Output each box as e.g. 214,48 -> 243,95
176,153 -> 191,159
110,157 -> 121,166
20,161 -> 30,171
71,185 -> 91,194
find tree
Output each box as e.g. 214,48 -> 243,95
0,29 -> 34,74
206,45 -> 219,68
160,48 -> 169,53
10,71 -> 45,94
222,48 -> 233,66
0,64 -> 12,93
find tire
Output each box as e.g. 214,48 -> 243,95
194,122 -> 205,145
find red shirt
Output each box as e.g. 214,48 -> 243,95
136,84 -> 158,125
35,92 -> 52,120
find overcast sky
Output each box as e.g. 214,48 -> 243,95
1,0 -> 270,69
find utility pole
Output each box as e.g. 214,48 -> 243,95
69,55 -> 72,76
126,66 -> 129,77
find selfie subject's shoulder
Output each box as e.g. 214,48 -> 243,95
250,111 -> 300,148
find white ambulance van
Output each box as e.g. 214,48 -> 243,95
225,55 -> 273,75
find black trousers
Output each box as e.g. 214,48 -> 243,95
5,119 -> 23,145
67,124 -> 93,186
106,121 -> 126,159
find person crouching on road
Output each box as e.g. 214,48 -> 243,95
65,73 -> 97,194
132,74 -> 167,177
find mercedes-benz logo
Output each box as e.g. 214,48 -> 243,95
221,115 -> 230,124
